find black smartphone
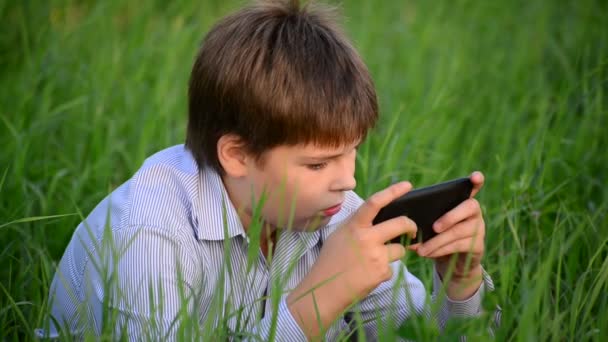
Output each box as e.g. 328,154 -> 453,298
372,177 -> 473,244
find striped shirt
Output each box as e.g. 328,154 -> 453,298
37,144 -> 496,340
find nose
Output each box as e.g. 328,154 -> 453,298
331,152 -> 357,192
339,173 -> 357,192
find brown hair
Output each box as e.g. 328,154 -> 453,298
186,0 -> 378,174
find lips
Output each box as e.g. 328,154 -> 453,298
322,203 -> 342,216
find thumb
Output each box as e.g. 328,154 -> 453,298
350,181 -> 412,227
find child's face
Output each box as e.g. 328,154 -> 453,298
237,141 -> 359,231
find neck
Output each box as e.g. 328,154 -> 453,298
221,174 -> 277,257
259,223 -> 277,258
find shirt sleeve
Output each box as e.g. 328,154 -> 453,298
432,265 -> 493,327
250,298 -> 308,341
347,261 -> 500,340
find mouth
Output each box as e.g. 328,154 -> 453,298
321,203 -> 342,217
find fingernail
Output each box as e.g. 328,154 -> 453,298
418,247 -> 426,256
433,222 -> 441,232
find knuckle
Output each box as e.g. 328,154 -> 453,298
468,198 -> 481,212
477,221 -> 486,234
470,219 -> 485,237
351,230 -> 366,243
390,185 -> 401,197
402,216 -> 415,229
396,245 -> 406,258
366,194 -> 381,210
459,239 -> 471,252
380,264 -> 393,281
447,228 -> 460,241
353,230 -> 374,246
369,250 -> 383,263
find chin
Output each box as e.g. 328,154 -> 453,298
277,214 -> 330,232
301,216 -> 331,231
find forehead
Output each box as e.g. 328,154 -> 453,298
270,140 -> 361,157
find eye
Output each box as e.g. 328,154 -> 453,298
307,162 -> 328,171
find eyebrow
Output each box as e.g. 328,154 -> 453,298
300,142 -> 362,161
301,153 -> 343,161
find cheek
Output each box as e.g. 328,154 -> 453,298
290,180 -> 329,217
266,174 -> 321,215
252,172 -> 297,212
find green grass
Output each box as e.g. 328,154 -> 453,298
1,0 -> 607,340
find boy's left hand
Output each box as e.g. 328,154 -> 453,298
409,171 -> 486,299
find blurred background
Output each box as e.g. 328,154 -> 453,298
1,0 -> 607,340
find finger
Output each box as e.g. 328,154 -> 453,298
351,181 -> 412,226
418,218 -> 485,257
470,171 -> 485,198
407,243 -> 422,252
373,216 -> 417,243
422,237 -> 483,258
386,243 -> 406,262
433,198 -> 482,233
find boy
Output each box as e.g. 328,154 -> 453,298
40,0 -> 497,340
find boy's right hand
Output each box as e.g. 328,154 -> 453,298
287,181 -> 417,339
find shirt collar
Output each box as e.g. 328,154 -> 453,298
194,164 -> 248,241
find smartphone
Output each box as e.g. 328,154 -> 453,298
372,177 -> 473,244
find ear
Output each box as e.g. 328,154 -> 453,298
217,134 -> 250,178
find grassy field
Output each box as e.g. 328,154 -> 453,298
1,0 -> 607,340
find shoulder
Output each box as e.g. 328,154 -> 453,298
123,145 -> 201,233
70,145 -> 200,242
136,144 -> 199,180
64,145 -> 206,290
